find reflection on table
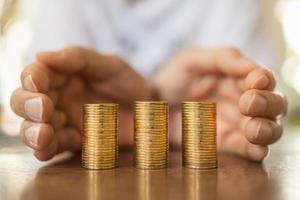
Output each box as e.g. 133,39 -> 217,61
1,133 -> 300,200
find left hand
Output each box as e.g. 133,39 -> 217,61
10,46 -> 151,161
154,48 -> 287,162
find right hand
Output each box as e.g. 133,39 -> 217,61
10,46 -> 151,161
154,48 -> 286,162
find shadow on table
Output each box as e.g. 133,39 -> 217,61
20,152 -> 280,200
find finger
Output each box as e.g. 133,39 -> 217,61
245,118 -> 283,145
186,75 -> 218,100
179,48 -> 258,77
33,128 -> 81,161
10,88 -> 54,122
218,100 -> 242,125
47,89 -> 59,105
20,120 -> 55,150
219,132 -> 269,162
240,116 -> 250,133
34,138 -> 59,161
239,89 -> 287,119
169,107 -> 181,146
21,62 -> 67,92
37,46 -> 125,79
56,128 -> 81,153
61,102 -> 82,131
50,110 -> 68,130
59,76 -> 85,104
217,113 -> 232,142
245,67 -> 276,90
236,78 -> 246,93
218,78 -> 241,102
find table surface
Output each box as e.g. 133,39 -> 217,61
1,131 -> 300,200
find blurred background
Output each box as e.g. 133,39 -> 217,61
0,0 -> 300,136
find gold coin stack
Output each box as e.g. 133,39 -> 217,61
134,101 -> 169,169
82,103 -> 118,170
182,102 -> 217,169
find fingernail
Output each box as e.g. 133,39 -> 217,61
239,58 -> 253,65
254,121 -> 273,142
247,94 -> 267,114
25,124 -> 41,148
24,97 -> 43,121
24,75 -> 38,92
252,75 -> 269,88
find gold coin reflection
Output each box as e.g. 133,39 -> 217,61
137,170 -> 168,200
183,168 -> 218,200
84,170 -> 116,200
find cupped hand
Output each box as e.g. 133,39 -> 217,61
154,48 -> 287,162
11,46 -> 151,161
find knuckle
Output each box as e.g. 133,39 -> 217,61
258,67 -> 270,74
257,67 -> 275,79
223,47 -> 242,57
64,45 -> 83,51
109,55 -> 128,68
179,49 -> 196,58
174,49 -> 199,68
63,46 -> 88,68
176,49 -> 192,60
64,46 -> 84,56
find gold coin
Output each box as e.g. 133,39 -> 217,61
182,101 -> 217,169
82,103 -> 118,170
134,101 -> 169,169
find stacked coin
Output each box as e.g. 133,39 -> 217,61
134,101 -> 169,169
82,103 -> 118,170
182,102 -> 217,169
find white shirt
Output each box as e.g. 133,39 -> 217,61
28,0 -> 285,78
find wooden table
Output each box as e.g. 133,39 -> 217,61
1,132 -> 300,200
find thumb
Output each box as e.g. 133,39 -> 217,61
37,46 -> 125,79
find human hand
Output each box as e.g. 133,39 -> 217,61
11,46 -> 151,160
154,48 -> 287,162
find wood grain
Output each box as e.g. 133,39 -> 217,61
1,133 -> 300,200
